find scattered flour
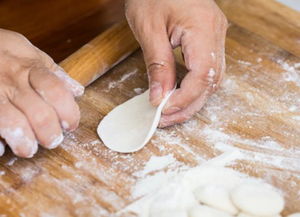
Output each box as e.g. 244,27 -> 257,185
106,69 -> 138,90
6,157 -> 17,166
256,57 -> 263,63
20,166 -> 40,183
237,60 -> 252,66
134,88 -> 145,94
134,154 -> 177,177
277,59 -> 300,87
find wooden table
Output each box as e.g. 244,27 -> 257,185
0,0 -> 299,216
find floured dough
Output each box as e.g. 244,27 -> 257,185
231,181 -> 284,216
287,213 -> 300,217
150,210 -> 188,217
97,89 -> 173,153
183,165 -> 243,191
193,184 -> 238,215
189,205 -> 233,217
237,213 -> 281,217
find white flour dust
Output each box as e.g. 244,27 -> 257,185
105,69 -> 138,91
277,60 -> 300,87
134,154 -> 177,177
6,157 -> 17,166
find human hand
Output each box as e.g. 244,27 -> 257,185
125,0 -> 228,127
0,29 -> 84,158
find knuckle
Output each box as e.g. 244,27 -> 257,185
33,108 -> 56,128
3,84 -> 19,103
177,113 -> 193,124
49,81 -> 68,99
148,62 -> 164,71
147,62 -> 170,76
204,68 -> 219,88
0,93 -> 8,105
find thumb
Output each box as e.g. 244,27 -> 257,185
139,31 -> 176,106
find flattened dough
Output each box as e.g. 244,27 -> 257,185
287,214 -> 300,217
189,205 -> 233,217
231,182 -> 284,216
237,213 -> 281,217
193,184 -> 238,215
98,89 -> 173,153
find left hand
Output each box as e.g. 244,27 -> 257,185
125,0 -> 228,127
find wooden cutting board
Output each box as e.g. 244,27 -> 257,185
0,0 -> 299,216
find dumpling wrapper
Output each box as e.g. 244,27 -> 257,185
97,89 -> 174,153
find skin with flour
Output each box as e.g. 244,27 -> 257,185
0,0 -> 227,158
125,0 -> 228,127
0,29 -> 83,158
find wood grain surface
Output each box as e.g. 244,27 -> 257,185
0,0 -> 300,216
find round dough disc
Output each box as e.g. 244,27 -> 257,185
189,205 -> 234,217
287,213 -> 300,217
98,89 -> 173,153
237,212 -> 281,217
231,182 -> 284,216
194,184 -> 238,215
150,210 -> 188,217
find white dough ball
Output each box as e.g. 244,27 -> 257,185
150,210 -> 188,217
231,182 -> 284,216
287,213 -> 300,217
194,184 -> 238,215
189,205 -> 234,217
237,212 -> 281,217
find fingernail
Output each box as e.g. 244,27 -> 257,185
61,120 -> 70,130
27,141 -> 38,158
48,134 -> 64,149
163,106 -> 181,115
150,82 -> 163,106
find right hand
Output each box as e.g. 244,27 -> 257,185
0,29 -> 84,158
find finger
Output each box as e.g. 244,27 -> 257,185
29,66 -> 81,131
136,24 -> 176,106
37,49 -> 84,97
159,89 -> 210,128
10,85 -> 63,149
213,18 -> 227,90
0,139 -> 5,157
52,67 -> 85,97
163,28 -> 219,115
0,101 -> 38,158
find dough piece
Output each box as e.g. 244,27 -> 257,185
231,182 -> 284,216
237,213 -> 281,217
150,210 -> 188,217
287,213 -> 300,217
193,184 -> 238,215
189,205 -> 233,217
184,166 -> 243,191
98,89 -> 173,153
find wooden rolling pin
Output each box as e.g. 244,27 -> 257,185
59,21 -> 140,86
60,20 -> 185,87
